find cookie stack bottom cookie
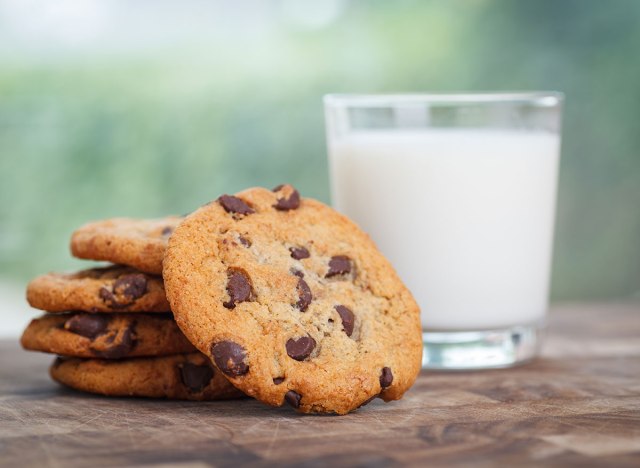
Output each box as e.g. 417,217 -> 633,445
51,353 -> 244,401
21,226 -> 242,401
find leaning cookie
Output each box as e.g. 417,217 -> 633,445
70,217 -> 182,274
163,185 -> 423,415
21,313 -> 196,358
27,266 -> 170,313
50,353 -> 245,400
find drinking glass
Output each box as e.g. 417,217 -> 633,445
324,93 -> 563,369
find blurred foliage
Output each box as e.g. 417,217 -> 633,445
0,0 -> 639,299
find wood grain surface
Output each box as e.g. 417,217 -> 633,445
1,302 -> 639,467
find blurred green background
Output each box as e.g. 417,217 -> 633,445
1,0 -> 639,306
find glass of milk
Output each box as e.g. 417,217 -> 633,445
324,93 -> 563,370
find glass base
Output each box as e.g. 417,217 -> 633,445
422,321 -> 544,370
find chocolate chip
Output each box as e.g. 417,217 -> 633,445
64,314 -> 109,339
113,274 -> 147,300
380,367 -> 393,388
100,274 -> 148,309
179,362 -> 214,392
91,326 -> 136,359
284,390 -> 301,408
326,255 -> 352,278
291,269 -> 304,278
218,194 -> 254,215
335,305 -> 355,337
211,341 -> 249,376
273,185 -> 300,211
223,269 -> 253,309
273,377 -> 285,385
272,184 -> 285,191
98,287 -> 117,307
238,235 -> 251,247
161,226 -> 174,236
289,246 -> 310,260
295,278 -> 312,312
286,336 -> 316,361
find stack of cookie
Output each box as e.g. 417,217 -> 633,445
22,185 -> 423,414
21,218 -> 242,401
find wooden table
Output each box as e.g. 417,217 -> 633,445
1,302 -> 639,467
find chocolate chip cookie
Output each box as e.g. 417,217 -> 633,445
27,266 -> 170,313
50,353 -> 244,400
21,313 -> 196,358
70,217 -> 182,274
163,185 -> 422,414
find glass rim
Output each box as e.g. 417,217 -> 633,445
324,92 -> 564,108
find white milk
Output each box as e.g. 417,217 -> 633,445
328,129 -> 560,330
